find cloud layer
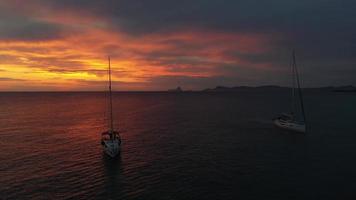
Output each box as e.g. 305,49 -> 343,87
0,0 -> 355,90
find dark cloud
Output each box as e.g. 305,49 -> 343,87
33,0 -> 356,60
91,1 -> 355,36
16,0 -> 355,33
0,9 -> 64,41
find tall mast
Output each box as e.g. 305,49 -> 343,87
291,50 -> 296,115
293,51 -> 306,123
108,56 -> 114,133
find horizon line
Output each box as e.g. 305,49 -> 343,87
0,85 -> 354,93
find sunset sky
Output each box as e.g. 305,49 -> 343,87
0,0 -> 355,91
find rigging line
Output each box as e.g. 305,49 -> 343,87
291,50 -> 296,115
293,51 -> 307,124
108,56 -> 114,133
106,58 -> 110,130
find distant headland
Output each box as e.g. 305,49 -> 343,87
167,85 -> 356,93
168,86 -> 183,92
202,85 -> 356,92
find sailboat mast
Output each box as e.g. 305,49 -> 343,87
108,56 -> 114,132
291,51 -> 296,115
293,52 -> 306,123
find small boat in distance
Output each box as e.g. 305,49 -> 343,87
101,56 -> 121,157
274,51 -> 307,133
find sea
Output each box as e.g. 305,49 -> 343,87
0,90 -> 355,199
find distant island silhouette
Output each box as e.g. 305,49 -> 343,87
168,86 -> 183,92
200,85 -> 356,92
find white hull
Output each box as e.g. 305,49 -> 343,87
102,139 -> 121,157
273,119 -> 306,133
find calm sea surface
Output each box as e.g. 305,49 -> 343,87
0,91 -> 355,199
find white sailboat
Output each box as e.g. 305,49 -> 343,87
101,56 -> 121,157
273,51 -> 307,133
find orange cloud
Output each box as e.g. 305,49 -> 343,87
0,3 -> 278,91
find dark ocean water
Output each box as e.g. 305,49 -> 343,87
0,91 -> 355,199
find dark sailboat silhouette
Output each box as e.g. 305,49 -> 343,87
101,56 -> 121,157
273,51 -> 307,133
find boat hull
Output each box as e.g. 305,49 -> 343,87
273,119 -> 306,133
101,139 -> 121,157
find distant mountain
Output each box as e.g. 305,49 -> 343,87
202,85 -> 285,92
201,85 -> 356,92
332,85 -> 356,92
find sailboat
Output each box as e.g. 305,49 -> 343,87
273,51 -> 307,133
101,56 -> 121,157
